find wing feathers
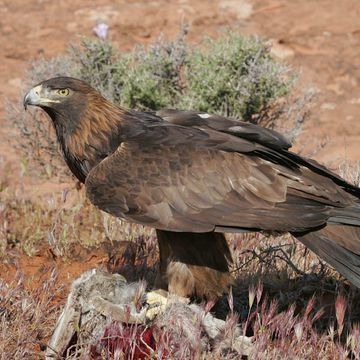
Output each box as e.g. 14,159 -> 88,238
85,108 -> 359,234
156,109 -> 292,150
86,139 -> 355,233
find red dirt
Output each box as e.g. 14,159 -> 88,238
0,245 -> 109,298
1,0 -> 360,312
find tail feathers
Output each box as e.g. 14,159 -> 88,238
329,204 -> 360,227
293,224 -> 360,287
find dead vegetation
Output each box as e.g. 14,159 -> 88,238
3,175 -> 360,359
0,270 -> 62,359
2,31 -> 360,359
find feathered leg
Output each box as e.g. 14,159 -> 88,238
155,230 -> 233,299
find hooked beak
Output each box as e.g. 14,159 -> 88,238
23,84 -> 60,110
23,85 -> 43,110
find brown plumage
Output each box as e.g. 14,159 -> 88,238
24,77 -> 360,298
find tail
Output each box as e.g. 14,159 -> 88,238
293,224 -> 360,287
155,230 -> 233,299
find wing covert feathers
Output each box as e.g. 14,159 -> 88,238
83,105 -> 360,289
86,139 -> 358,233
156,109 -> 292,150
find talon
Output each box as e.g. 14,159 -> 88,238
145,290 -> 169,320
146,289 -> 168,305
144,290 -> 191,320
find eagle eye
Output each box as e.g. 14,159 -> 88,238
57,88 -> 70,96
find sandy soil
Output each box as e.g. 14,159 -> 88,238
1,0 -> 360,165
1,0 -> 360,306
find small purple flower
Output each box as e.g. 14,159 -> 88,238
93,23 -> 109,40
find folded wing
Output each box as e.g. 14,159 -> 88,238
85,113 -> 358,233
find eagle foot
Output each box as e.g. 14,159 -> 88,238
145,289 -> 190,320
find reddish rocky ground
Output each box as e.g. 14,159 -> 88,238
1,0 -> 360,352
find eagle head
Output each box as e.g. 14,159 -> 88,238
23,77 -> 99,130
23,77 -> 124,183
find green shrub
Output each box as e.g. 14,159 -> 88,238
70,30 -> 293,120
10,30 -> 310,179
71,31 -> 188,109
180,33 -> 293,121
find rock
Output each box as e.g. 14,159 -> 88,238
270,39 -> 295,59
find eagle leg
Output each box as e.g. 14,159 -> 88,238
155,230 -> 233,300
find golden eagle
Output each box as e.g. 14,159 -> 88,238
24,77 -> 360,299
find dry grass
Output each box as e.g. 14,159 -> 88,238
2,31 -> 360,359
0,270 -> 62,359
3,182 -> 360,358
